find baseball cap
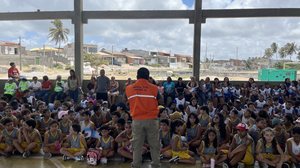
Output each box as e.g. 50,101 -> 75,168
158,105 -> 165,109
170,111 -> 182,121
58,110 -> 68,119
272,118 -> 283,127
236,123 -> 248,131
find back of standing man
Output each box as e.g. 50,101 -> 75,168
126,67 -> 161,168
95,69 -> 110,101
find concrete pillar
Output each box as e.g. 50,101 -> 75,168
74,0 -> 83,82
193,0 -> 202,81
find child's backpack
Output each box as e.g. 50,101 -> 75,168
86,148 -> 101,166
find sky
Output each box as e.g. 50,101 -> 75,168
1,0 -> 300,61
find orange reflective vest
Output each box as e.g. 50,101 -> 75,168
126,79 -> 159,120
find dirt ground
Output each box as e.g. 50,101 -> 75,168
0,64 -> 259,81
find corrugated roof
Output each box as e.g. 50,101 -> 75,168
30,47 -> 58,52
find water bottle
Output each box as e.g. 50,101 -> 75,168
254,161 -> 260,168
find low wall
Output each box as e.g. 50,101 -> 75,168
0,80 -> 283,96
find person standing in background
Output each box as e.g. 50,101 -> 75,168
95,69 -> 110,102
67,69 -> 80,103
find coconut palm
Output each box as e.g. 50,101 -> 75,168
270,42 -> 278,59
48,19 -> 70,49
284,42 -> 297,60
264,48 -> 273,68
264,48 -> 273,59
279,47 -> 287,60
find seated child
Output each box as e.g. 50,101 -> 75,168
186,113 -> 201,150
116,121 -> 135,160
159,119 -> 172,159
0,118 -> 18,156
169,119 -> 195,164
80,111 -> 97,148
286,127 -> 300,168
198,128 -> 227,167
43,120 -> 63,158
38,109 -> 53,139
95,125 -> 115,164
58,110 -> 72,139
228,123 -> 254,167
256,127 -> 289,168
60,124 -> 87,161
14,119 -> 42,158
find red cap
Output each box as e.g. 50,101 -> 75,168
236,123 -> 248,131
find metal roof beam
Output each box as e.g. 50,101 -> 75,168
203,8 -> 300,19
0,11 -> 74,21
83,10 -> 194,20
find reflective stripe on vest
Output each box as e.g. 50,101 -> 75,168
127,94 -> 156,100
19,81 -> 29,91
4,83 -> 16,95
54,81 -> 64,92
126,79 -> 159,120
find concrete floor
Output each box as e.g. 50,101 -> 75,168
0,157 -> 200,168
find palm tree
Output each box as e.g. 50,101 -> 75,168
48,19 -> 70,49
284,42 -> 297,61
264,48 -> 273,59
244,58 -> 253,70
264,48 -> 273,68
279,47 -> 287,60
270,42 -> 278,59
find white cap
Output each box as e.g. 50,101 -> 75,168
58,110 -> 68,119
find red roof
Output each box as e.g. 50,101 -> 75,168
0,41 -> 19,46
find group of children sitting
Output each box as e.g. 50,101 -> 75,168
1,76 -> 300,168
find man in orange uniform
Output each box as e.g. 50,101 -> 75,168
126,67 -> 161,168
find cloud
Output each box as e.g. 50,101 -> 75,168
0,0 -> 300,60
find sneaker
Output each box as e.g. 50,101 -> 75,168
22,151 -> 30,158
168,156 -> 179,163
63,155 -> 69,161
173,156 -> 180,163
44,153 -> 52,159
74,155 -> 84,162
222,162 -> 229,168
237,162 -> 245,168
100,157 -> 108,164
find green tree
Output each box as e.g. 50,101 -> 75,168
270,42 -> 278,59
84,53 -> 108,72
284,42 -> 298,60
264,48 -> 273,59
48,19 -> 70,49
279,47 -> 287,59
244,58 -> 253,70
274,62 -> 284,69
